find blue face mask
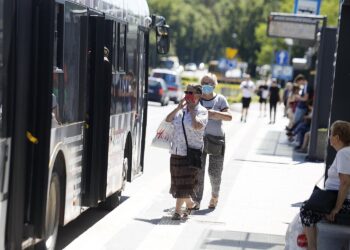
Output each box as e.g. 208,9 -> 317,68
202,85 -> 214,94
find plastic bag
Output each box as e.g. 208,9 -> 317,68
285,212 -> 307,250
151,120 -> 174,149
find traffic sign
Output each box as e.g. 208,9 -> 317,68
218,58 -> 237,70
294,0 -> 322,15
275,50 -> 289,65
225,47 -> 238,59
272,65 -> 293,81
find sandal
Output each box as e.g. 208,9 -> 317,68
186,201 -> 200,215
171,212 -> 181,220
208,197 -> 218,209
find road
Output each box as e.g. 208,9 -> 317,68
56,101 -> 324,250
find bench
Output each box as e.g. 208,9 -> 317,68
317,220 -> 350,250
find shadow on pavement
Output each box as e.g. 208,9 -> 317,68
56,196 -> 130,250
201,230 -> 285,249
134,216 -> 188,225
193,208 -> 215,215
291,201 -> 304,208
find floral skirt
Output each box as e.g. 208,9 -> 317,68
300,199 -> 350,227
170,155 -> 198,198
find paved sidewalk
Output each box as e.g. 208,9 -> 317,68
65,103 -> 325,250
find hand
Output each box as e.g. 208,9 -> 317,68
326,208 -> 340,222
177,98 -> 186,110
208,110 -> 217,119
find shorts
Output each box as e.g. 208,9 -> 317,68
259,97 -> 267,104
242,97 -> 251,108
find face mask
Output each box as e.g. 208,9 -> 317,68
185,93 -> 196,104
202,85 -> 214,94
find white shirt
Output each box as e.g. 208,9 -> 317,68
240,80 -> 256,98
170,104 -> 208,156
325,146 -> 350,199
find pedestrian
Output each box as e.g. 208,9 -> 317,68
240,74 -> 255,122
268,79 -> 280,124
165,84 -> 208,220
283,82 -> 293,117
300,120 -> 350,250
293,74 -> 312,126
193,74 -> 232,210
258,81 -> 269,117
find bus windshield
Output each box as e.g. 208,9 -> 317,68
159,60 -> 174,69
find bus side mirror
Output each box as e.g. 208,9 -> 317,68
156,25 -> 170,55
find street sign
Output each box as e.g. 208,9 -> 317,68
267,13 -> 322,41
294,0 -> 322,15
275,50 -> 289,65
225,47 -> 238,59
218,58 -> 237,70
272,65 -> 293,81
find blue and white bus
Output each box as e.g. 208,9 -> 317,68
0,0 -> 169,249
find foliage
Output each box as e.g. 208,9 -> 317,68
148,0 -> 340,72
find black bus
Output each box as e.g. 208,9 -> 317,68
0,0 -> 169,249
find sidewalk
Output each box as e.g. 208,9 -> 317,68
64,103 -> 325,250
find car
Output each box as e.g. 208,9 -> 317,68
151,68 -> 182,104
184,63 -> 197,71
148,77 -> 170,106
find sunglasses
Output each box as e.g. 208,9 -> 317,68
201,82 -> 214,85
184,91 -> 194,95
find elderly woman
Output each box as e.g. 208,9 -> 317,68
300,120 -> 350,250
165,84 -> 208,220
193,73 -> 232,209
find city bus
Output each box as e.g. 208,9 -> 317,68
0,0 -> 169,249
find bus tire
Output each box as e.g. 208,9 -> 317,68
43,172 -> 60,250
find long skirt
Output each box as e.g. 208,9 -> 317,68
170,155 -> 198,198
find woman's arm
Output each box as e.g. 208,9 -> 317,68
188,106 -> 205,130
165,99 -> 185,122
328,173 -> 350,221
208,108 -> 232,121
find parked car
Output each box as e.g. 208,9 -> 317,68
184,63 -> 197,71
151,68 -> 182,104
148,77 -> 170,106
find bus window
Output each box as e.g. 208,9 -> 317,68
60,2 -> 87,123
118,23 -> 126,72
53,4 -> 63,70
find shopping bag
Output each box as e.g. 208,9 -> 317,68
151,120 -> 174,149
285,212 -> 308,250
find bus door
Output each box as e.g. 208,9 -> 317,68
20,0 -> 55,241
81,12 -> 111,206
0,0 -> 14,248
132,28 -> 147,177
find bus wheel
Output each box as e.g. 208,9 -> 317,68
44,172 -> 60,250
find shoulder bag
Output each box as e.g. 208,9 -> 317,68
204,134 -> 225,156
181,112 -> 202,169
200,98 -> 225,156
